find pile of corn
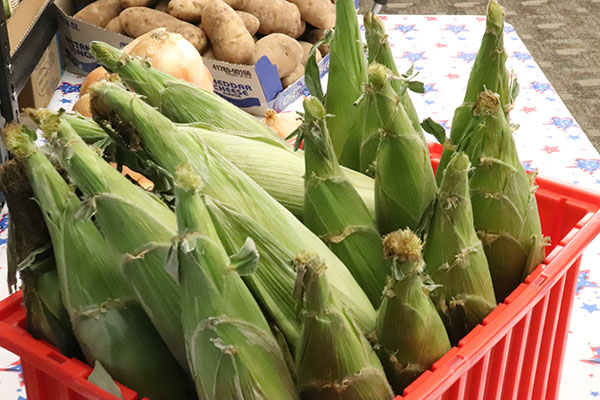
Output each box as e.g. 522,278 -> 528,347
1,0 -> 547,398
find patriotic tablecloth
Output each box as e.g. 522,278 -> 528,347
1,14 -> 599,400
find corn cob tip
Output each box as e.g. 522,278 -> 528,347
302,97 -> 327,121
24,108 -> 62,142
89,41 -> 126,72
367,63 -> 393,92
382,229 -> 423,262
292,252 -> 329,310
1,123 -> 36,159
174,164 -> 204,193
473,90 -> 501,116
447,151 -> 470,172
487,1 -> 505,33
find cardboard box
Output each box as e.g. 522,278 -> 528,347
17,35 -> 61,109
54,0 -> 330,115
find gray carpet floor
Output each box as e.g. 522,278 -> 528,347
359,0 -> 600,151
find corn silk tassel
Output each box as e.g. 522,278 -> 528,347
452,90 -> 546,301
89,82 -> 376,337
374,229 -> 450,394
363,12 -> 424,144
294,253 -> 394,400
31,111 -> 190,373
89,41 -> 285,145
296,97 -> 387,307
172,164 -> 297,400
367,63 -> 436,234
421,152 -> 496,343
324,0 -> 368,171
88,42 -> 375,217
437,0 -> 518,179
2,124 -> 194,400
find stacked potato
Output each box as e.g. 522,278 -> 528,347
73,0 -> 335,88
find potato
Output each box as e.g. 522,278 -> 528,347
154,0 -> 169,12
253,33 -> 303,78
202,48 -> 215,59
222,0 -> 248,8
121,0 -> 158,8
298,41 -> 322,65
105,16 -> 125,34
288,0 -> 335,30
236,11 -> 259,36
281,64 -> 303,88
201,0 -> 254,64
168,0 -> 209,23
119,7 -> 207,52
307,28 -> 330,55
73,0 -> 122,28
240,0 -> 302,37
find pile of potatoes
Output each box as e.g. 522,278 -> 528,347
73,0 -> 336,88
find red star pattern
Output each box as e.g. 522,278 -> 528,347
476,17 -> 486,22
446,73 -> 460,79
542,146 -> 560,154
426,17 -> 438,21
435,43 -> 448,48
521,106 -> 537,113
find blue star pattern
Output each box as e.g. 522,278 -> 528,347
425,100 -> 435,105
512,51 -> 533,61
592,391 -> 599,397
455,52 -> 477,63
580,303 -> 600,314
569,159 -> 600,175
0,212 -> 8,246
401,51 -> 426,62
530,81 -> 552,93
582,346 -> 600,366
577,270 -> 599,294
504,25 -> 515,33
423,83 -> 437,93
521,160 -> 536,172
550,117 -> 578,131
444,24 -> 468,34
56,81 -> 81,95
394,24 -> 416,34
567,135 -> 581,140
59,98 -> 72,104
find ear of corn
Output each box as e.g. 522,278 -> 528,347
203,197 -> 302,347
437,0 -> 516,180
33,113 -> 190,373
173,164 -> 297,400
453,90 -> 546,301
298,97 -> 388,307
368,63 -> 436,234
294,253 -> 394,400
375,229 -> 451,393
421,152 -> 496,343
88,42 -> 377,217
364,13 -> 424,143
324,0 -> 368,171
90,81 -> 376,334
89,41 -> 287,146
2,125 -> 194,400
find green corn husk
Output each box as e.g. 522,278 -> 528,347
324,0 -> 368,171
375,229 -> 451,393
452,90 -> 546,302
172,164 -> 297,400
422,152 -> 496,343
32,112 -> 190,373
368,63 -> 436,234
298,97 -> 387,307
437,0 -> 517,180
2,125 -> 194,400
89,82 -> 376,333
294,253 -> 394,400
57,102 -> 376,217
364,12 -> 424,143
89,41 -> 286,146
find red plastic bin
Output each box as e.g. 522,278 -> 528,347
0,142 -> 599,400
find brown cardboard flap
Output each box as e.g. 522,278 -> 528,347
6,0 -> 52,55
